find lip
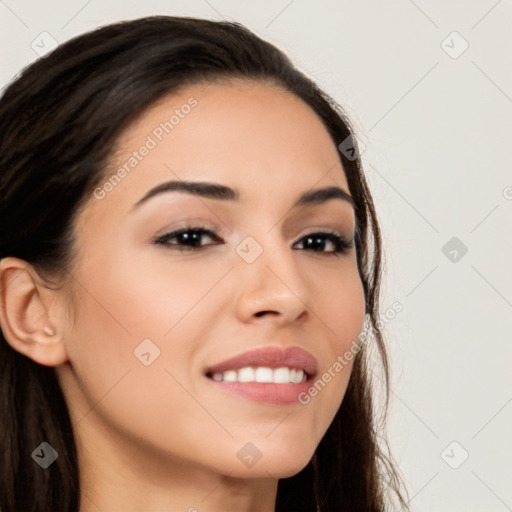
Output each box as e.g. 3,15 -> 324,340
205,346 -> 318,377
204,346 -> 318,405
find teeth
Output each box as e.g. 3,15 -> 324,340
223,370 -> 237,382
290,369 -> 304,384
274,367 -> 290,383
238,367 -> 255,382
210,366 -> 305,384
255,367 -> 273,383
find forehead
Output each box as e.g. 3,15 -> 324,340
82,80 -> 350,220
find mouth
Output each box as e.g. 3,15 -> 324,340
206,366 -> 309,384
204,346 -> 317,405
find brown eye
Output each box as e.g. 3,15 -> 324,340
154,227 -> 223,251
293,232 -> 353,255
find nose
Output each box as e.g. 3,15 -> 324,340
233,236 -> 311,326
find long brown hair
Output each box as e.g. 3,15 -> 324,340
0,15 -> 410,511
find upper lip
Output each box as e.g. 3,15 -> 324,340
205,346 -> 318,379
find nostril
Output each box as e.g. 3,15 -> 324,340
254,310 -> 277,317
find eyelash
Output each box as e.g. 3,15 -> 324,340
154,225 -> 354,256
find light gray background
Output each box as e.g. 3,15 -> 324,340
1,1 -> 511,510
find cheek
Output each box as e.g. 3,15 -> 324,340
314,259 -> 366,354
64,251 -> 230,411
75,247 -> 226,348
102,247 -> 231,334
61,257 -> 221,455
299,262 -> 366,419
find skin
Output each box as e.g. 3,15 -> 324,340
0,80 -> 365,511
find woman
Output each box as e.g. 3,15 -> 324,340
0,15 -> 410,512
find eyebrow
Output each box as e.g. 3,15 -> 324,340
131,180 -> 355,211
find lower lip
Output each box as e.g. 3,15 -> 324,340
207,378 -> 311,405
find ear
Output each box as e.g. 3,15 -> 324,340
0,256 -> 69,366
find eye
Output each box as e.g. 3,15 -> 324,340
153,226 -> 353,256
293,231 -> 353,255
154,226 -> 223,252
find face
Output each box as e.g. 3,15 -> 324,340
55,80 -> 366,480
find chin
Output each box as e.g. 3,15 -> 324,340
222,458 -> 313,480
267,456 -> 313,479
221,438 -> 317,479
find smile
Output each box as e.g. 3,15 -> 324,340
209,366 -> 307,384
204,346 -> 317,405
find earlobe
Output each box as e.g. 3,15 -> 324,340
0,256 -> 69,367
